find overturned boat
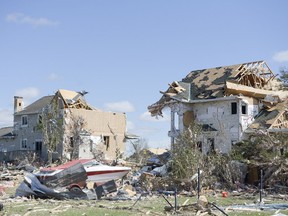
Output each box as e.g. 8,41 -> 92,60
35,159 -> 131,187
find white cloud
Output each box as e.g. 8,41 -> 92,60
104,101 -> 135,113
0,109 -> 13,127
15,87 -> 40,106
48,73 -> 60,81
131,126 -> 162,137
6,13 -> 58,27
273,50 -> 288,62
140,111 -> 170,122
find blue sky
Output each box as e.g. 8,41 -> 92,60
0,1 -> 288,151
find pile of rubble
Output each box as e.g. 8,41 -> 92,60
1,149 -> 288,215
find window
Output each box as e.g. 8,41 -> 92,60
21,115 -> 28,126
38,115 -> 42,124
70,137 -> 74,148
21,139 -> 27,149
231,102 -> 237,114
241,103 -> 247,114
35,141 -> 42,151
207,138 -> 215,154
103,136 -> 110,150
197,141 -> 202,152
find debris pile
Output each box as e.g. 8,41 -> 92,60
1,147 -> 288,215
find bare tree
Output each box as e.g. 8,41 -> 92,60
170,121 -> 204,181
170,121 -> 235,189
279,67 -> 288,84
129,138 -> 148,163
38,99 -> 63,164
64,114 -> 87,161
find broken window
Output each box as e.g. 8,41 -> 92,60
21,139 -> 27,149
21,115 -> 28,126
241,103 -> 247,114
103,136 -> 110,150
231,102 -> 237,115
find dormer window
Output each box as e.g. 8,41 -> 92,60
21,115 -> 28,126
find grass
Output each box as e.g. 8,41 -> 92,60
1,176 -> 288,216
1,192 -> 288,216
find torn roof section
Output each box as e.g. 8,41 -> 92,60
247,100 -> 288,132
0,127 -> 14,139
148,60 -> 284,116
15,89 -> 97,116
56,89 -> 94,110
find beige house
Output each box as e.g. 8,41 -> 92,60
148,61 -> 288,154
0,89 -> 128,162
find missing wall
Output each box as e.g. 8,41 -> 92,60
183,111 -> 194,127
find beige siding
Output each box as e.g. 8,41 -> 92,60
65,109 -> 127,160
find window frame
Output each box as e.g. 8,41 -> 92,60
35,140 -> 42,151
21,139 -> 27,149
103,136 -> 110,150
38,114 -> 43,124
241,102 -> 247,115
231,102 -> 237,115
21,115 -> 28,126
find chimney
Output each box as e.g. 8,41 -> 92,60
14,96 -> 23,113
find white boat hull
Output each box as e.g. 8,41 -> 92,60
86,169 -> 130,183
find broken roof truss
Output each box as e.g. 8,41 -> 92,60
56,89 -> 93,110
148,61 -> 288,133
233,61 -> 275,89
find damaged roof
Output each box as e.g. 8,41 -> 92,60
0,126 -> 14,138
15,89 -> 97,116
15,96 -> 54,115
148,60 -> 280,116
56,89 -> 94,110
248,100 -> 288,131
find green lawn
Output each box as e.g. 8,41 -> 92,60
1,192 -> 288,216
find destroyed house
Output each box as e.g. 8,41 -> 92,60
0,89 -> 128,162
148,60 -> 288,154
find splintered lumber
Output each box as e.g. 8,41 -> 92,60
226,81 -> 288,99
